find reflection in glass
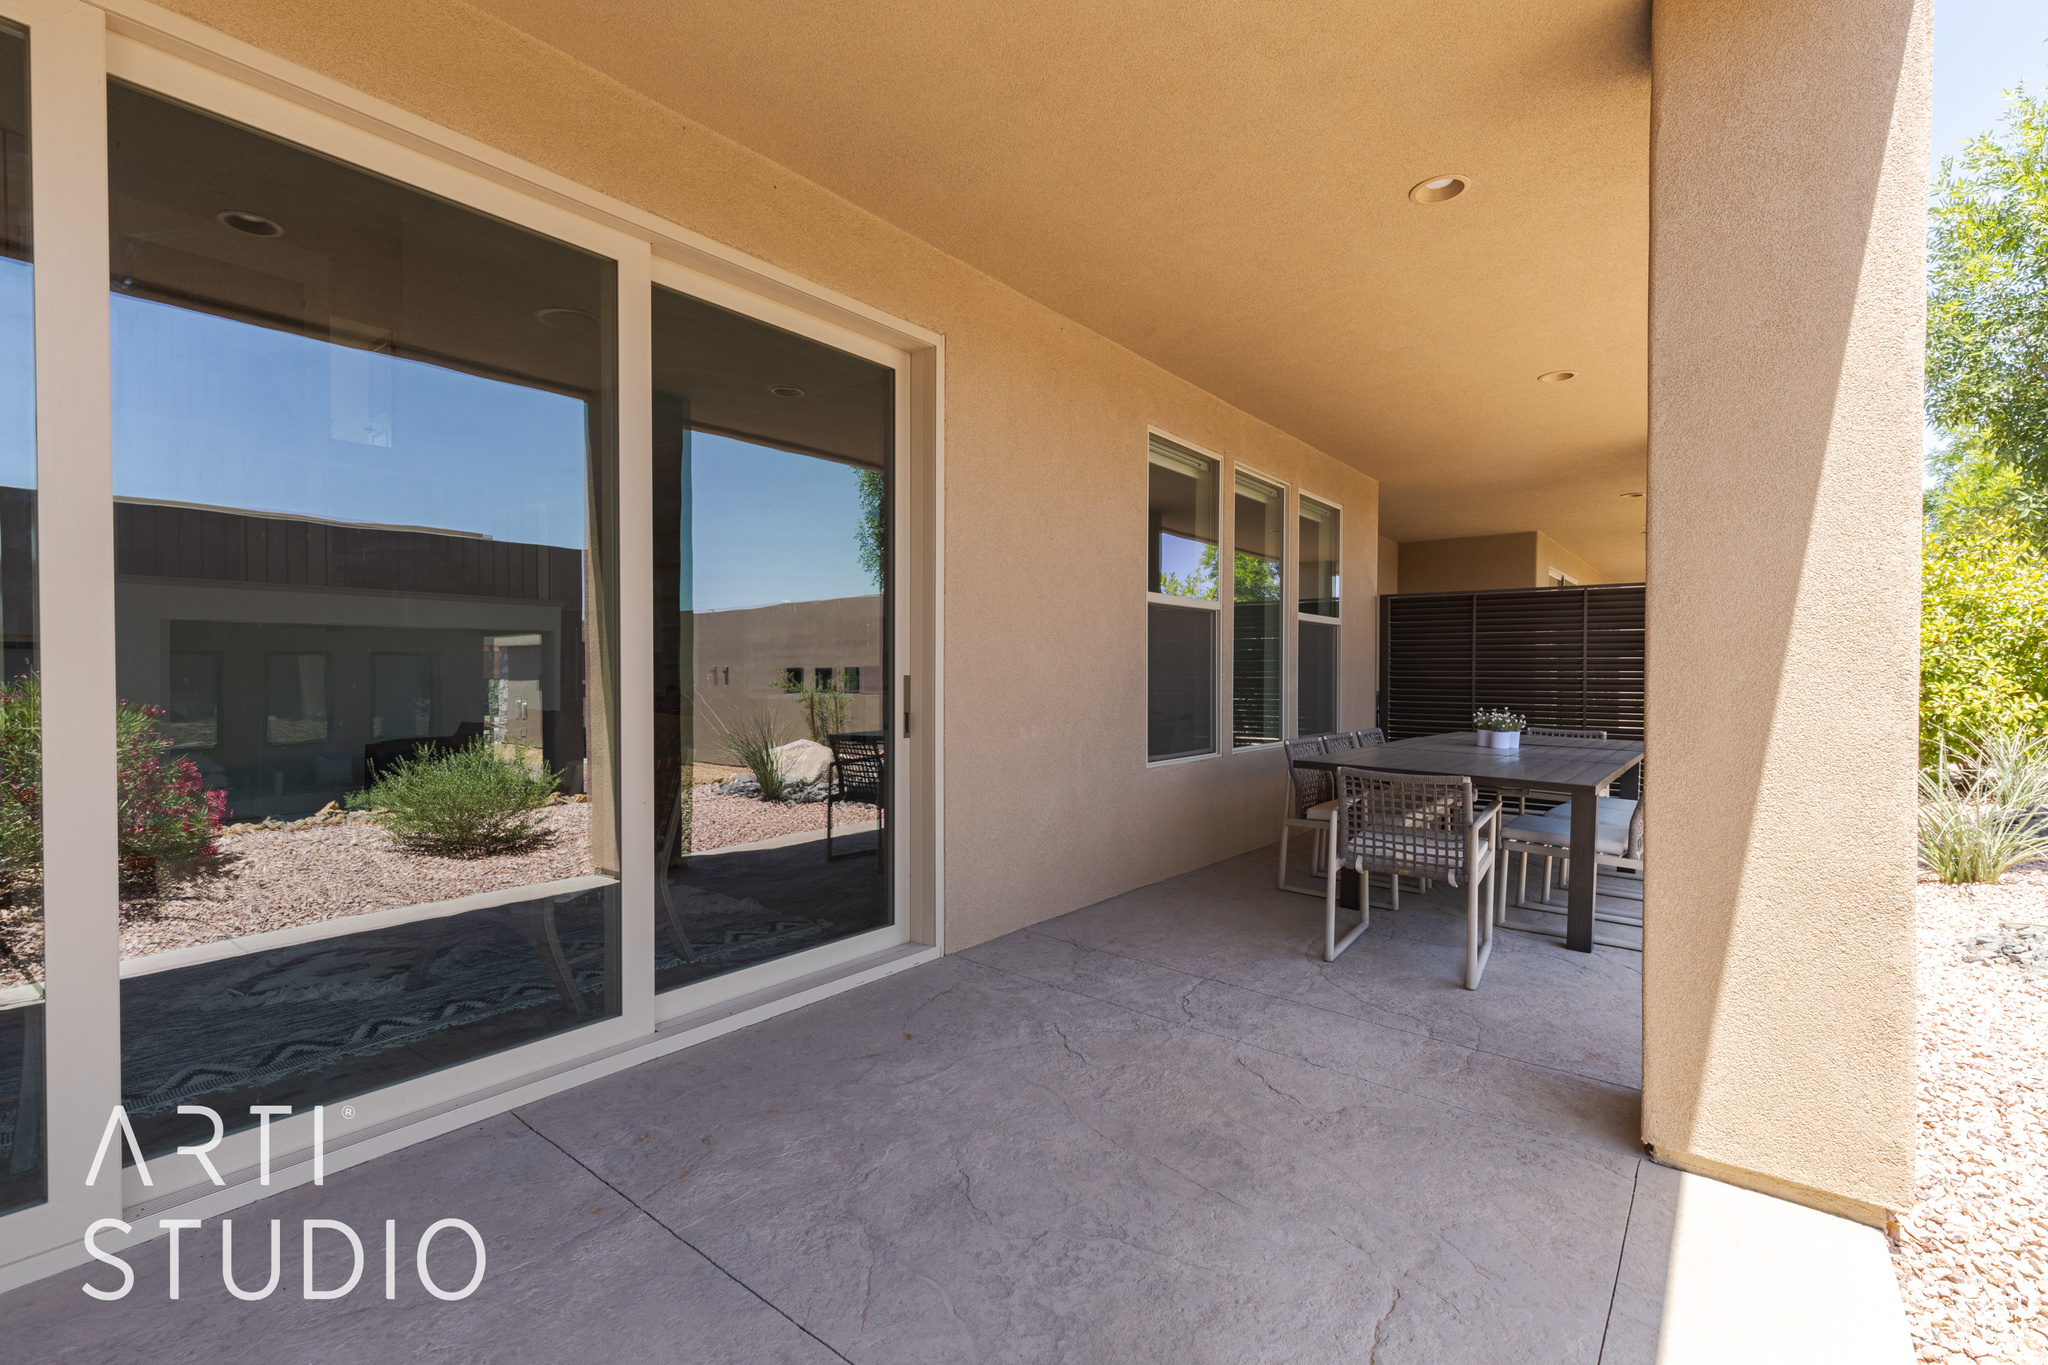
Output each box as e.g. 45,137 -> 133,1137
1299,620 -> 1339,736
1147,604 -> 1214,761
652,287 -> 893,993
109,82 -> 619,1162
1232,474 -> 1283,748
1148,438 -> 1218,599
0,20 -> 40,1217
1299,495 -> 1339,617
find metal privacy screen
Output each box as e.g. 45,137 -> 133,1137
1378,583 -> 1646,745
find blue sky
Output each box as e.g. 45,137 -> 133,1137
685,432 -> 875,612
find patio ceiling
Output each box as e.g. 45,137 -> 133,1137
469,0 -> 1653,579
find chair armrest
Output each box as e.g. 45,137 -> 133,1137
1470,798 -> 1503,831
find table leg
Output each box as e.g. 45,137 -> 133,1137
1567,788 -> 1595,952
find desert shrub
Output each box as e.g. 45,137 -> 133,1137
348,738 -> 559,857
708,705 -> 790,802
0,675 -> 40,893
778,673 -> 851,743
1919,730 -> 2048,884
117,702 -> 228,885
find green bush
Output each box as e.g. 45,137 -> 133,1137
1921,525 -> 2048,761
348,738 -> 559,858
1919,730 -> 2048,884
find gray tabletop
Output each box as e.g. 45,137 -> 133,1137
1294,732 -> 1642,792
1295,732 -> 1643,954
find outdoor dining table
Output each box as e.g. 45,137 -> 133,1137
1294,732 -> 1645,953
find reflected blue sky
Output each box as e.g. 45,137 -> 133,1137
110,296 -> 588,548
687,433 -> 876,613
0,259 -> 32,489
90,295 -> 872,612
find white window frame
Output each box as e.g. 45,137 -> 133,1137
1296,490 -> 1343,738
1226,461 -> 1290,754
1144,428 -> 1225,767
1,0 -> 946,1289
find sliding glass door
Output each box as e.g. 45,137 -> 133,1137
651,286 -> 893,994
107,81 -> 621,1160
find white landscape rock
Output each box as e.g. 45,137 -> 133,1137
773,739 -> 835,785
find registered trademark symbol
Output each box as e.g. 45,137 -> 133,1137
341,1106 -> 355,1119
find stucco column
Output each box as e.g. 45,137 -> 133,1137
1644,0 -> 1928,1224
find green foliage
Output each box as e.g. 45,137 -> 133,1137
348,738 -> 559,858
0,675 -> 40,892
1918,730 -> 2048,884
1920,521 -> 2048,757
709,705 -> 790,802
855,468 -> 885,590
1158,545 -> 1278,602
1927,90 -> 2048,487
778,672 -> 851,743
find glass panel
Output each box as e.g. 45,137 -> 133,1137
1147,603 -> 1213,760
1147,436 -> 1217,599
652,286 -> 892,994
1232,473 -> 1282,748
109,82 -> 620,1163
1298,619 -> 1339,736
1300,495 -> 1340,617
0,20 -> 40,1217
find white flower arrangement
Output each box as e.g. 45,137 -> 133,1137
1473,708 -> 1525,733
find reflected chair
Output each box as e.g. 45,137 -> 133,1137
825,732 -> 885,863
1278,735 -> 1336,895
1326,770 -> 1501,986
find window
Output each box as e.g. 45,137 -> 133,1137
163,651 -> 221,749
652,283 -> 893,994
1147,435 -> 1219,761
264,652 -> 331,745
1232,472 -> 1283,748
0,17 -> 38,1219
108,80 -> 620,1163
1298,495 -> 1341,735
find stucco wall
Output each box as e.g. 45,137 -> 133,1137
1645,0 -> 1926,1220
1397,533 -> 1538,594
149,0 -> 1382,952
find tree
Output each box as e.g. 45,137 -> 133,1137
855,468 -> 884,589
1158,545 -> 1278,602
1927,90 -> 2048,504
1920,521 -> 2048,758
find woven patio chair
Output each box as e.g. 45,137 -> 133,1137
1499,797 -> 1644,949
1524,727 -> 1607,742
1326,769 -> 1501,987
1352,728 -> 1386,747
825,732 -> 885,863
1277,734 -> 1336,895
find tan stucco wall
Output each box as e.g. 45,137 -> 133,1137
1398,533 -> 1539,594
1535,532 -> 1602,586
1645,0 -> 1926,1221
151,0 -> 1381,952
1376,536 -> 1399,599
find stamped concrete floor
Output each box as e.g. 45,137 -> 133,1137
0,846 -> 1908,1363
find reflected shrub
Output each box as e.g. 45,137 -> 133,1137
349,738 -> 559,858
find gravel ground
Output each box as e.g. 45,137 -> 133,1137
688,785 -> 877,852
0,788 -> 885,986
113,803 -> 600,962
1898,865 -> 2048,1364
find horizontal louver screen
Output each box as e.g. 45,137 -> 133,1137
1379,584 -> 1645,743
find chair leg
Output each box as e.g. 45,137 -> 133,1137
1465,851 -> 1496,990
1325,857 -> 1369,962
1276,824 -> 1291,891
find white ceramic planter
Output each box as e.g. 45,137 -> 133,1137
1476,729 -> 1522,750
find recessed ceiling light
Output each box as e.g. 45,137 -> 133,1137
769,385 -> 806,398
535,307 -> 599,332
1538,370 -> 1578,383
217,210 -> 283,237
1409,175 -> 1469,204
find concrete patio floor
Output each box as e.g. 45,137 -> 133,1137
0,847 -> 1909,1362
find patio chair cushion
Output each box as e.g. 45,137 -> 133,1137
1305,799 -> 1338,820
1542,797 -> 1637,825
1502,813 -> 1629,858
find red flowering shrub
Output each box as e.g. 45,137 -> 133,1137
116,700 -> 226,886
